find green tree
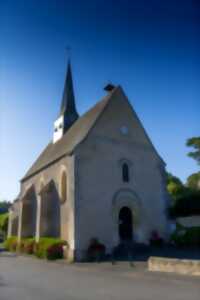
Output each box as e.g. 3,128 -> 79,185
187,172 -> 200,190
0,200 -> 11,213
167,173 -> 186,202
186,137 -> 200,165
0,213 -> 8,239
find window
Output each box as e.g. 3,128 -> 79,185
61,171 -> 67,203
122,163 -> 129,182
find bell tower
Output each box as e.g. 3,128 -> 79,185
53,61 -> 79,143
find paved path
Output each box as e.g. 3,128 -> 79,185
0,253 -> 199,300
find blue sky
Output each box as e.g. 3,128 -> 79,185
0,0 -> 200,201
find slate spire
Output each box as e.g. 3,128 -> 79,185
60,60 -> 79,131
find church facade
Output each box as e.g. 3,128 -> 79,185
8,62 -> 170,261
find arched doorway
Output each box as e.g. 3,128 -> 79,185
118,207 -> 133,241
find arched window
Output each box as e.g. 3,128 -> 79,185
122,163 -> 129,182
61,171 -> 67,203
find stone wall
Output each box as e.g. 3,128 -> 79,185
74,88 -> 170,260
148,257 -> 200,276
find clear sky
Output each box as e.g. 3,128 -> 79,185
0,0 -> 199,201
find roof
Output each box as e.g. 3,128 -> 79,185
21,87 -> 118,182
60,61 -> 78,117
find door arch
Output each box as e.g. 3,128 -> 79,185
118,207 -> 133,241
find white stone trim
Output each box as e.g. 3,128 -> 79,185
111,189 -> 142,244
118,158 -> 133,182
112,189 -> 141,225
118,158 -> 133,167
35,178 -> 45,242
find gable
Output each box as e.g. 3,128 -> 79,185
22,86 -> 164,182
81,87 -> 165,164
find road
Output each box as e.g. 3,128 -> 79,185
0,253 -> 199,300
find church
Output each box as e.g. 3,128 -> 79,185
8,62 -> 170,261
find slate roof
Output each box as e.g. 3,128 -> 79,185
60,61 -> 78,117
21,86 -> 118,182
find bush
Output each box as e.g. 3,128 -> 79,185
170,226 -> 200,247
20,238 -> 35,254
87,238 -> 106,261
4,237 -> 35,253
4,236 -> 18,251
149,230 -> 164,247
18,240 -> 25,253
4,236 -> 68,260
46,243 -> 64,260
34,238 -> 67,260
169,191 -> 200,218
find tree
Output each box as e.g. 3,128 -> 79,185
0,201 -> 11,240
0,213 -> 8,240
0,200 -> 11,214
167,173 -> 186,202
186,137 -> 200,165
187,172 -> 200,190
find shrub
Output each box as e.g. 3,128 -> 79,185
46,243 -> 64,260
169,191 -> 200,218
21,238 -> 35,254
149,230 -> 164,247
4,236 -> 68,260
34,238 -> 67,260
87,238 -> 106,261
4,236 -> 18,251
170,226 -> 200,247
18,240 -> 25,253
4,237 -> 36,253
11,240 -> 18,251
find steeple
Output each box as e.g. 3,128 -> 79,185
60,61 -> 78,118
53,60 -> 79,143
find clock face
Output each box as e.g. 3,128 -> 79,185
120,125 -> 128,135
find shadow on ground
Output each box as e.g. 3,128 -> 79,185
89,243 -> 200,263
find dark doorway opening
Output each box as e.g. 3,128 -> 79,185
119,207 -> 133,241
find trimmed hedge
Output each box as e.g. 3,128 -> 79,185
4,237 -> 68,260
